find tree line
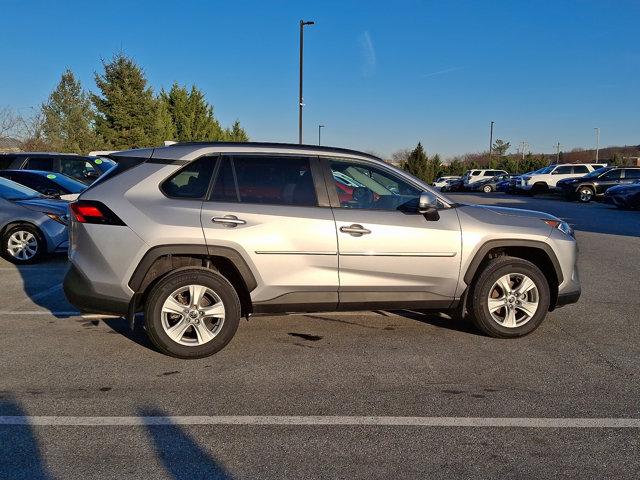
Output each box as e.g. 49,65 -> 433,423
395,140 -> 640,185
17,53 -> 248,154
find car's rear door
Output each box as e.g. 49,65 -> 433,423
200,154 -> 338,311
322,157 -> 461,310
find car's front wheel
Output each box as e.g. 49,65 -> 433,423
469,256 -> 551,338
144,268 -> 241,358
1,224 -> 45,264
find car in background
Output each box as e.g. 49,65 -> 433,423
604,181 -> 640,209
0,177 -> 69,264
0,170 -> 86,201
516,163 -> 607,194
440,177 -> 464,192
0,152 -> 116,185
504,168 -> 547,194
471,174 -> 513,193
432,176 -> 461,189
462,169 -> 508,187
556,166 -> 640,202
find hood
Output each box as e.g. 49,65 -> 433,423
463,204 -> 559,221
15,197 -> 69,216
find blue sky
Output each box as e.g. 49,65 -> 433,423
1,0 -> 638,157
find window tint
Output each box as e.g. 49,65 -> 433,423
162,156 -> 215,198
554,165 -> 573,174
26,157 -> 54,170
483,171 -> 493,176
0,155 -> 16,169
472,170 -> 481,175
573,165 -> 589,174
329,159 -> 422,211
602,169 -> 622,180
228,156 -> 317,206
210,158 -> 238,202
624,169 -> 640,179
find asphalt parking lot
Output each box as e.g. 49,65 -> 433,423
1,192 -> 639,479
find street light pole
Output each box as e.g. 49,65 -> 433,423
318,124 -> 324,145
489,121 -> 494,160
594,127 -> 600,162
299,20 -> 315,144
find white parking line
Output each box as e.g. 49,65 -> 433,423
0,416 -> 638,428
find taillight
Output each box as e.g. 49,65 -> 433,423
69,201 -> 126,226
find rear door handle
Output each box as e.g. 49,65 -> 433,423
212,215 -> 246,227
340,224 -> 371,236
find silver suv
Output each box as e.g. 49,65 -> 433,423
63,143 -> 581,358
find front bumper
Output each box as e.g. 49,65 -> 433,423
63,263 -> 129,315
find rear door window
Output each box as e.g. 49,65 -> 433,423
25,157 -> 54,170
623,169 -> 640,179
572,165 -> 589,174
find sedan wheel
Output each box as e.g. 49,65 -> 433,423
1,225 -> 45,264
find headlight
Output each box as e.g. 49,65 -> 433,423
544,219 -> 574,238
45,213 -> 68,225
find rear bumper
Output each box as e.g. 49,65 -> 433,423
63,263 -> 129,315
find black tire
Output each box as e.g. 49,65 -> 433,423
469,256 -> 551,338
1,223 -> 46,264
577,186 -> 594,203
144,268 -> 241,359
530,183 -> 547,196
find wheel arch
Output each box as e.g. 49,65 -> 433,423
463,240 -> 562,310
129,245 -> 257,317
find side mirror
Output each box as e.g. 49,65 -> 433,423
418,192 -> 440,221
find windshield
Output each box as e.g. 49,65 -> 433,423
43,173 -> 86,193
538,166 -> 554,174
0,177 -> 41,200
584,167 -> 608,178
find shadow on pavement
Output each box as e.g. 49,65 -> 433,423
139,407 -> 233,480
392,310 -> 482,335
0,396 -> 53,480
13,254 -> 74,319
102,316 -> 157,352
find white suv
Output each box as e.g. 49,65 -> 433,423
463,169 -> 508,187
516,163 -> 607,194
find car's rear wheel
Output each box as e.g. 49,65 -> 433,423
469,256 -> 551,338
1,224 -> 45,264
482,184 -> 493,193
577,186 -> 594,203
144,268 -> 241,358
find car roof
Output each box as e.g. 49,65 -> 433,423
113,142 -> 385,164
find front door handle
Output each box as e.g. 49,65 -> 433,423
340,224 -> 371,236
212,215 -> 246,227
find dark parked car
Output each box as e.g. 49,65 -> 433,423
472,174 -> 513,193
440,178 -> 464,192
604,181 -> 640,209
0,152 -> 115,185
556,166 -> 640,202
0,170 -> 86,200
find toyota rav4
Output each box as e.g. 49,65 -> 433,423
63,143 -> 581,358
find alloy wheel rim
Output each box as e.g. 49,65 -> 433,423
161,285 -> 225,346
487,273 -> 539,328
7,231 -> 38,260
579,188 -> 593,201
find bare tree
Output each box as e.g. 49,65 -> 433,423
389,148 -> 412,166
0,106 -> 21,140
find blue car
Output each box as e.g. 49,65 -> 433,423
0,177 -> 69,264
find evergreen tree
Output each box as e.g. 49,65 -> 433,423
159,83 -> 224,141
92,53 -> 161,149
492,139 -> 510,156
402,142 -> 430,182
41,69 -> 98,153
224,120 -> 249,142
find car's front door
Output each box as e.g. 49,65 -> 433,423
200,154 -> 339,311
323,157 -> 462,310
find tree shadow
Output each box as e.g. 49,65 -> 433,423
0,396 -> 53,480
138,407 -> 233,480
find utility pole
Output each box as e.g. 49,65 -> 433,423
555,142 -> 561,163
594,127 -> 600,162
489,121 -> 494,160
298,20 -> 315,144
318,124 -> 324,145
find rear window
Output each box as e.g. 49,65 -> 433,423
162,157 -> 215,199
624,169 -> 640,179
0,155 -> 17,169
573,165 -> 589,174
